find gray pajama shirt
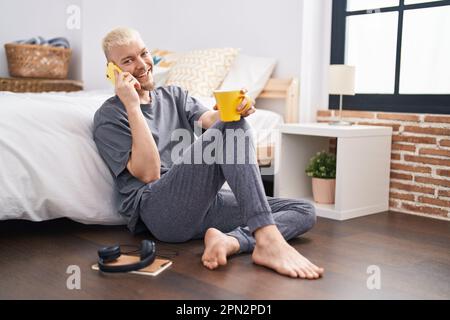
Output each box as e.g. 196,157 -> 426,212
93,86 -> 316,253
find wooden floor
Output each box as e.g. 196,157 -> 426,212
0,211 -> 449,299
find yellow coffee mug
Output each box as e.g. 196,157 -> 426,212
213,89 -> 252,122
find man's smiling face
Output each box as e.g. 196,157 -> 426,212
108,37 -> 155,91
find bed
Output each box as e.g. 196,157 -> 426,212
0,52 -> 299,225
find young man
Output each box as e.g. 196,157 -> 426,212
93,27 -> 324,279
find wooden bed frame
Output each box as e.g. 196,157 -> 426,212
256,77 -> 299,166
258,77 -> 299,124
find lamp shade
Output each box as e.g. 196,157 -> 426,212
329,65 -> 355,95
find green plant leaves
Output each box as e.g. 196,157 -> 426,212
305,151 -> 336,179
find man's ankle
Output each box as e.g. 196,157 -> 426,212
226,235 -> 241,254
254,224 -> 284,245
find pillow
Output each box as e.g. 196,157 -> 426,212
151,49 -> 181,68
151,49 -> 182,88
165,48 -> 239,97
152,66 -> 171,88
0,91 -> 126,225
219,54 -> 277,100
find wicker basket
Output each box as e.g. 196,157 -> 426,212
4,43 -> 72,79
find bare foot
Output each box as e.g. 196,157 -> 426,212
202,228 -> 240,270
252,225 -> 324,279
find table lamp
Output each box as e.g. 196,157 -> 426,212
329,65 -> 355,126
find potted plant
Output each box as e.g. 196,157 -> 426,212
305,151 -> 336,204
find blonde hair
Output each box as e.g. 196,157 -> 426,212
102,27 -> 142,59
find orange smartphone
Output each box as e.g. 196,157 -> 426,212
106,62 -> 122,86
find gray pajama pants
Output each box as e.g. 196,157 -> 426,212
139,118 -> 316,253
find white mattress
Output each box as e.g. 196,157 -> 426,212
0,89 -> 282,224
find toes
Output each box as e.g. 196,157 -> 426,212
309,263 -> 324,276
308,266 -> 319,278
288,269 -> 297,278
308,267 -> 319,279
308,262 -> 319,270
316,266 -> 325,274
202,259 -> 218,270
202,251 -> 227,269
299,265 -> 312,279
304,266 -> 317,279
296,268 -> 307,279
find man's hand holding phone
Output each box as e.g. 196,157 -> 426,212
107,62 -> 141,111
114,69 -> 142,111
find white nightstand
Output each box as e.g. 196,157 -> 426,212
274,123 -> 393,220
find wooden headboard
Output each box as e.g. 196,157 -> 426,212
254,77 -> 299,166
257,77 -> 299,123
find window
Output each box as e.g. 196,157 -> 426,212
330,0 -> 450,114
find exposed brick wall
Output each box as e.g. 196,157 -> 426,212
317,110 -> 450,221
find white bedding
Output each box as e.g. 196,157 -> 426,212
0,89 -> 282,224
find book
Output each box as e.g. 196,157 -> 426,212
91,255 -> 172,277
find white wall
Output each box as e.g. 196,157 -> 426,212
81,0 -> 304,90
0,0 -> 82,80
298,0 -> 332,122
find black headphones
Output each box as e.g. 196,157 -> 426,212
97,240 -> 156,273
